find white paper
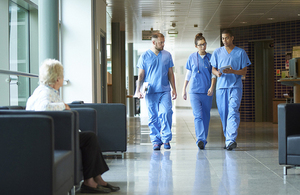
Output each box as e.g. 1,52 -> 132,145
220,65 -> 231,73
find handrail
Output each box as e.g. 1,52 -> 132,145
0,69 -> 38,78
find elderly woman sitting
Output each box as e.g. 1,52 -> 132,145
26,59 -> 120,193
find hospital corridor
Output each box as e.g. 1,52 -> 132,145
84,108 -> 300,195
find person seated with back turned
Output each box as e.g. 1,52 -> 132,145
26,59 -> 120,194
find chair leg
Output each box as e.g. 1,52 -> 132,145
283,166 -> 287,175
69,186 -> 75,195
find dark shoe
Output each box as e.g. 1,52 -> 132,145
102,183 -> 120,192
153,144 -> 161,150
226,142 -> 237,151
80,183 -> 111,193
164,142 -> 171,149
197,141 -> 205,149
223,145 -> 226,149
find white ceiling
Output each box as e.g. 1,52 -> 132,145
106,0 -> 300,54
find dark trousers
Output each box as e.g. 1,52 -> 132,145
80,131 -> 109,179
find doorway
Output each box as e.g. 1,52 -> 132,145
254,40 -> 274,122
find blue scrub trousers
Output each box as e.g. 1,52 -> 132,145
190,93 -> 212,147
216,88 -> 242,146
145,91 -> 173,145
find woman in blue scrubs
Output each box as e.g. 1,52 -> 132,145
182,33 -> 216,149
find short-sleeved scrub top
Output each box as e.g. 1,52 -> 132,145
185,52 -> 212,94
210,46 -> 251,89
137,49 -> 174,93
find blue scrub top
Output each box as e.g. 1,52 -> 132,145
137,49 -> 174,93
186,52 -> 212,94
210,46 -> 251,89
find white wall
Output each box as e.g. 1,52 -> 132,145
174,49 -> 194,108
61,0 -> 107,103
61,0 -> 94,103
0,0 -> 10,106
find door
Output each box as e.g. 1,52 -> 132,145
254,40 -> 274,122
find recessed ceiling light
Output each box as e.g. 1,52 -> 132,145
267,18 -> 274,20
240,22 -> 247,24
298,14 -> 300,16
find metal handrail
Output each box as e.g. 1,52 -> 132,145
0,69 -> 38,78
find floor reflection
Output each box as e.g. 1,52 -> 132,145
193,151 -> 212,194
219,152 -> 240,195
147,151 -> 173,195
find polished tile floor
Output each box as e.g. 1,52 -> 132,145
78,108 -> 300,195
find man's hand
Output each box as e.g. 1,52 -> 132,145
223,67 -> 234,74
134,91 -> 144,99
172,90 -> 177,100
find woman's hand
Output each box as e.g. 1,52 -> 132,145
64,103 -> 71,110
215,70 -> 222,77
182,90 -> 187,100
207,88 -> 214,96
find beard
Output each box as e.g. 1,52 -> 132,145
155,46 -> 163,51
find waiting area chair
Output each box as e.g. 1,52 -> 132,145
0,107 -> 98,190
0,114 -> 74,195
69,101 -> 127,153
278,103 -> 300,175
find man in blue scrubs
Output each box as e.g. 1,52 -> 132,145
210,29 -> 251,150
135,33 -> 177,150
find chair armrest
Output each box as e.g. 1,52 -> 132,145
0,106 -> 25,110
278,103 -> 287,164
70,107 -> 97,134
0,110 -> 74,151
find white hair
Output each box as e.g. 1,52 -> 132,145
39,59 -> 64,85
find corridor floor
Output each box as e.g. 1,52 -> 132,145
78,108 -> 300,195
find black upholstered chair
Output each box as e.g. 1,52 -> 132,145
0,110 -> 76,192
69,102 -> 127,153
0,107 -> 97,188
0,106 -> 25,110
0,114 -> 73,195
278,103 -> 300,175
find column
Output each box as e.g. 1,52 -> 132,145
127,43 -> 134,116
111,22 -> 121,103
38,0 -> 59,63
120,31 -> 126,105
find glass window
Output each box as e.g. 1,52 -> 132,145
9,1 -> 30,106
